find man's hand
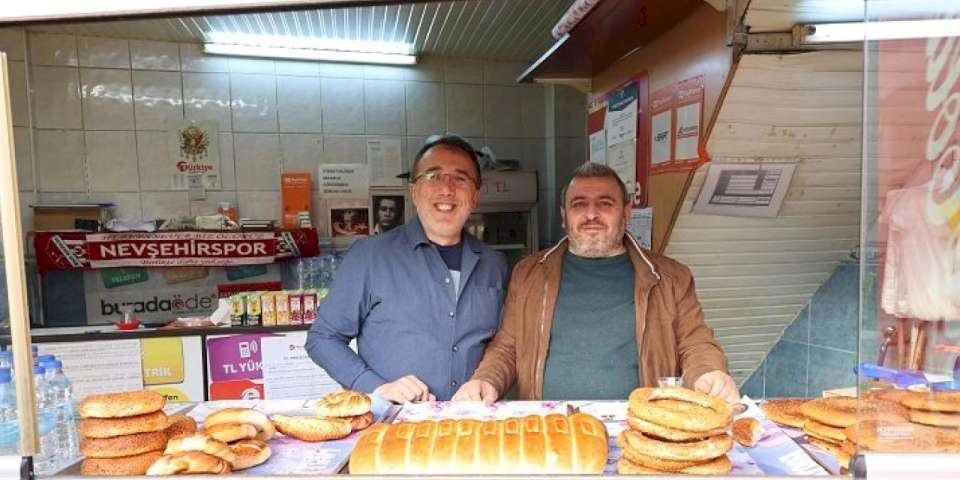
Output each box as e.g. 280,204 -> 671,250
693,370 -> 740,404
373,375 -> 436,404
451,379 -> 499,405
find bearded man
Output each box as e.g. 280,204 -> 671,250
453,162 -> 738,403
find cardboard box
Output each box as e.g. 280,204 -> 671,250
31,204 -> 113,231
282,172 -> 312,229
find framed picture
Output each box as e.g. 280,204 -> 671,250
371,195 -> 405,234
329,208 -> 370,237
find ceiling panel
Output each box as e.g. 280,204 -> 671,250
27,0 -> 574,61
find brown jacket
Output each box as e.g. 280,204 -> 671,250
471,234 -> 727,399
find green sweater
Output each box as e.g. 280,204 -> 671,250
542,251 -> 639,400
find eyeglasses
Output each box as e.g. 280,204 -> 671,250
412,170 -> 477,189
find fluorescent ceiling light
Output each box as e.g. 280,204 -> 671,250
203,43 -> 417,65
202,32 -> 416,65
205,32 -> 413,55
800,18 -> 960,44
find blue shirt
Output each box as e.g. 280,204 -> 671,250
305,216 -> 509,400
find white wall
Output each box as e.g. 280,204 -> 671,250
0,29 -> 570,240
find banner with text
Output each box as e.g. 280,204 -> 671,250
34,229 -> 319,274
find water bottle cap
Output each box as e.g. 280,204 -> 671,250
37,354 -> 55,362
38,360 -> 56,368
33,366 -> 45,375
0,371 -> 9,383
53,360 -> 63,369
31,345 -> 38,353
0,351 -> 11,358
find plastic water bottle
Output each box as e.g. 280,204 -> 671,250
0,351 -> 12,370
32,366 -> 58,475
0,368 -> 18,456
42,360 -> 79,467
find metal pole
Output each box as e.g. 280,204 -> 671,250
0,52 -> 39,458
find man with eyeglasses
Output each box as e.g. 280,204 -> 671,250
306,135 -> 508,403
453,162 -> 738,404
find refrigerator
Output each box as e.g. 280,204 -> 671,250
467,170 -> 539,269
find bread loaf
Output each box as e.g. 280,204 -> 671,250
349,413 -> 607,474
230,439 -> 272,470
79,410 -> 169,439
146,451 -> 231,475
732,417 -> 763,447
79,390 -> 165,419
203,408 -> 276,441
81,450 -> 163,476
80,431 -> 168,458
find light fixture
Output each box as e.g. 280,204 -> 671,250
202,32 -> 417,66
798,18 -> 960,44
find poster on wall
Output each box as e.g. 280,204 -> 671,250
650,84 -> 675,168
692,162 -> 796,218
587,102 -> 607,164
168,120 -> 221,190
605,83 -> 639,147
367,138 -> 403,187
319,164 -> 370,198
675,75 -> 705,162
371,194 -> 405,234
650,75 -> 707,175
589,131 -> 606,164
586,73 -> 650,207
628,208 -> 653,249
604,81 -> 639,193
330,207 -> 370,237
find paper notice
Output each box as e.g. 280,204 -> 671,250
318,164 -> 370,198
628,208 -> 653,249
38,340 -> 143,399
607,141 -> 636,192
589,131 -> 606,164
693,163 -> 797,217
651,110 -> 672,165
367,138 -> 403,187
674,75 -> 704,162
675,101 -> 702,160
261,332 -> 342,399
604,81 -> 639,146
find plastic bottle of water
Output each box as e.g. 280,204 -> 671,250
32,366 -> 58,475
0,351 -> 12,371
41,360 -> 79,468
0,368 -> 18,456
